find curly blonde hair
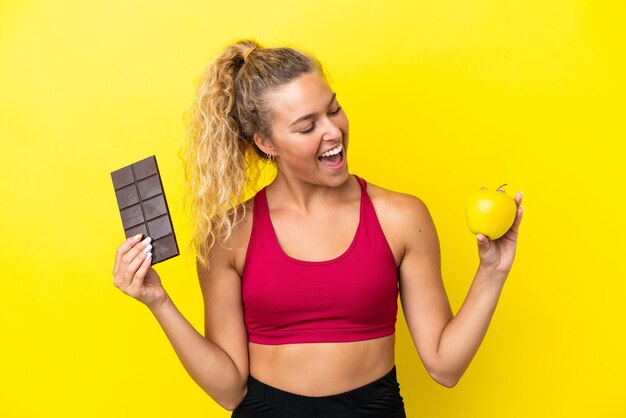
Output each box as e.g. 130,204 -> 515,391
179,39 -> 325,269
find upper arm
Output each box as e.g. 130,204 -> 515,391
396,195 -> 453,376
197,234 -> 249,384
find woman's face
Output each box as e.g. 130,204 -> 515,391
260,71 -> 350,187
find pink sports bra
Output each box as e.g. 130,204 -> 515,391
242,175 -> 399,344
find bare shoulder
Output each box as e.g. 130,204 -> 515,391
219,196 -> 255,275
365,180 -> 432,228
364,180 -> 436,264
229,197 -> 255,247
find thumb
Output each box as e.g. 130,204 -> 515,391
476,234 -> 491,252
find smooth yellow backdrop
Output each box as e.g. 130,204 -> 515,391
1,1 -> 624,417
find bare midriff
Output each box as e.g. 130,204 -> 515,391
248,333 -> 395,396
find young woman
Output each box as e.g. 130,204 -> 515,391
112,40 -> 523,417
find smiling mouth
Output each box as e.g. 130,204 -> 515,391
318,144 -> 344,167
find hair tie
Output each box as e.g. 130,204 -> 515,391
243,46 -> 257,62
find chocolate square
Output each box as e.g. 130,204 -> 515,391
133,156 -> 158,180
147,215 -> 172,240
142,195 -> 167,221
124,224 -> 148,240
137,175 -> 161,200
111,166 -> 134,189
120,203 -> 144,229
152,234 -> 178,263
111,155 -> 179,264
115,184 -> 139,209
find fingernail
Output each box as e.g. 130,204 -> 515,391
133,233 -> 142,240
143,244 -> 153,253
140,237 -> 151,246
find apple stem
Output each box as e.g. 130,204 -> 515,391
497,183 -> 507,191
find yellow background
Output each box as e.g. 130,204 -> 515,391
1,1 -> 624,416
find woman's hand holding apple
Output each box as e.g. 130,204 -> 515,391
466,185 -> 524,278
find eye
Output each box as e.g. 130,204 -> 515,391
299,125 -> 315,134
298,107 -> 343,134
330,106 -> 342,115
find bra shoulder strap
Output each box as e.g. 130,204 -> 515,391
353,174 -> 367,191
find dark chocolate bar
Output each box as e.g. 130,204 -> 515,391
111,155 -> 179,264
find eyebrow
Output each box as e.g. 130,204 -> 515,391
288,93 -> 337,128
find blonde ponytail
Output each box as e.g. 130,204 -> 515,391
180,39 -> 324,269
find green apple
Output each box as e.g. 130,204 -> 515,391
466,184 -> 517,240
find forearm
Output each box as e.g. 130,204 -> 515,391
434,266 -> 507,387
149,296 -> 247,409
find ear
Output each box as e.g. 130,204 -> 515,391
252,132 -> 277,156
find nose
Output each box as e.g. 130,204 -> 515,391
321,116 -> 342,141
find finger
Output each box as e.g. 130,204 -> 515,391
476,234 -> 499,267
113,233 -> 143,275
121,236 -> 152,267
505,205 -> 523,238
477,233 -> 490,245
128,251 -> 153,293
514,191 -> 523,207
121,244 -> 152,288
116,237 -> 152,287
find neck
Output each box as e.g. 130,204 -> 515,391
267,171 -> 356,212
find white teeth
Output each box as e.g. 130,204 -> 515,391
319,144 -> 343,158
